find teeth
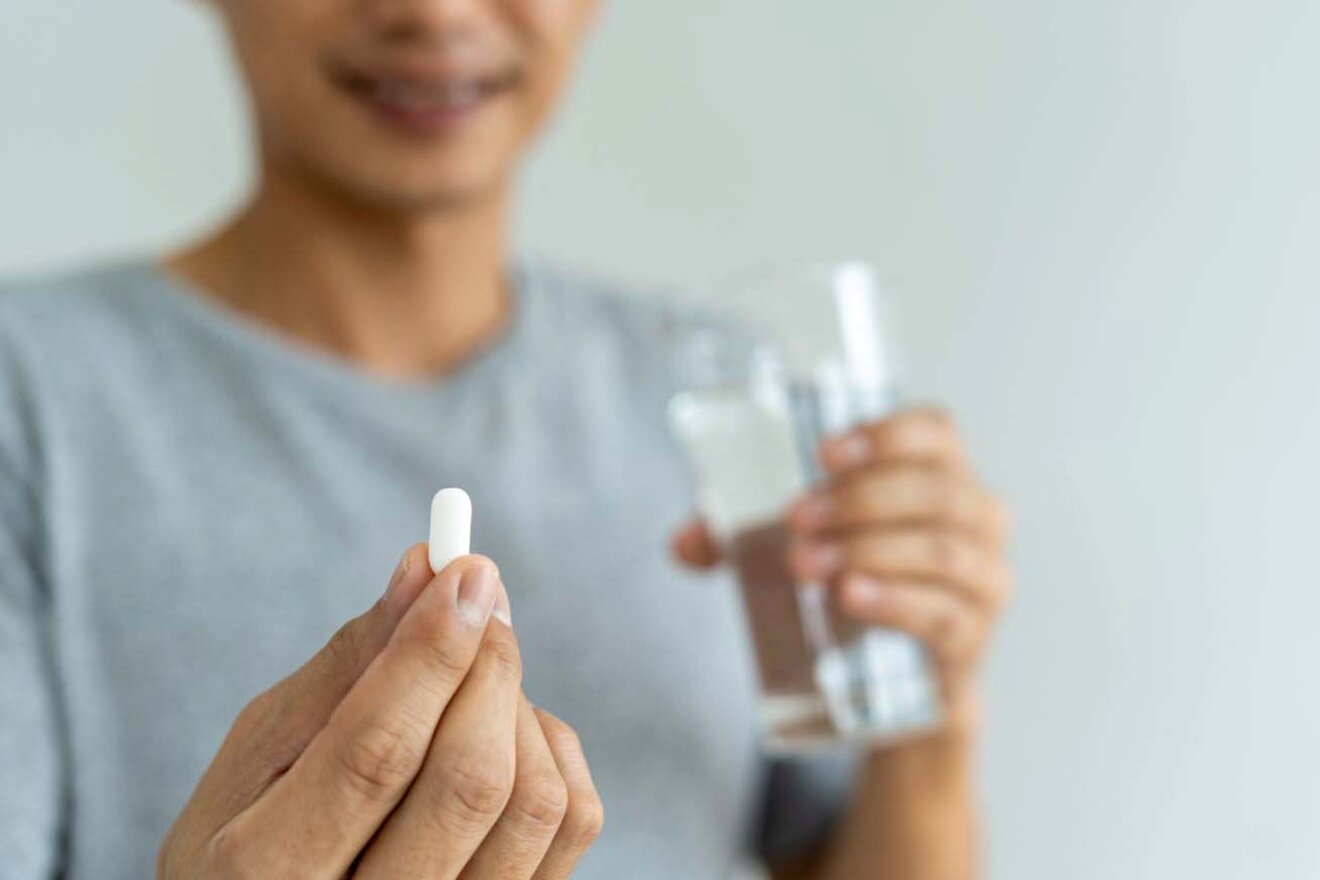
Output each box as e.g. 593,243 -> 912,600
375,81 -> 413,103
373,79 -> 484,110
447,83 -> 480,104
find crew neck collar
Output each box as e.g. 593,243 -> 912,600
124,257 -> 539,400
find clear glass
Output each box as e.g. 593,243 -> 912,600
668,262 -> 941,753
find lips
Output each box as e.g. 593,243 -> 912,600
329,60 -> 519,136
372,78 -> 490,113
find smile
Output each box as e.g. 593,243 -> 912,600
329,61 -> 520,137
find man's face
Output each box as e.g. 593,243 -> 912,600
216,0 -> 599,211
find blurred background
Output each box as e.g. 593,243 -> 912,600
3,1 -> 1318,876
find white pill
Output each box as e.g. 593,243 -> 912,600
429,488 -> 472,573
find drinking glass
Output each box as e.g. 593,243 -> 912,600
668,262 -> 941,752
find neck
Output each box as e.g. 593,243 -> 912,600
167,171 -> 512,379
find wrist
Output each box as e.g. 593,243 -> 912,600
817,689 -> 982,880
862,687 -> 980,795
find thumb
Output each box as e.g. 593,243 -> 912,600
201,544 -> 436,815
272,541 -> 437,724
670,518 -> 724,570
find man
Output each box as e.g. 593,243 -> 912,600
0,1 -> 1012,877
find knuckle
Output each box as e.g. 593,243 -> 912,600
222,687 -> 305,782
335,721 -> 424,802
479,631 -> 524,682
869,581 -> 914,627
402,618 -> 476,680
436,754 -> 515,828
932,474 -> 965,519
561,789 -> 606,848
421,636 -> 476,681
865,420 -> 899,454
541,714 -> 583,756
229,692 -> 272,741
324,618 -> 367,670
506,771 -> 570,834
849,472 -> 887,514
224,688 -> 291,766
926,532 -> 960,578
204,822 -> 258,879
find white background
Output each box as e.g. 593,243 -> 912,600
4,1 -> 1319,877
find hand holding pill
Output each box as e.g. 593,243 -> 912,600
157,490 -> 602,878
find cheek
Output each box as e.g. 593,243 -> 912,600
508,0 -> 595,117
518,0 -> 597,24
222,0 -> 336,119
511,0 -> 596,68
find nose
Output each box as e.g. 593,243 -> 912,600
361,0 -> 491,46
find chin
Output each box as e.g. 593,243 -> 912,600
314,156 -> 512,215
271,100 -> 528,215
386,186 -> 501,214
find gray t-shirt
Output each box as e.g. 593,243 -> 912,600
0,260 -> 854,879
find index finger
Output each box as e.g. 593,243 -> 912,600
818,407 -> 967,474
166,543 -> 434,864
214,556 -> 505,876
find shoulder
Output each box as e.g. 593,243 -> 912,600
0,260 -> 164,465
0,259 -> 144,309
0,260 -> 156,350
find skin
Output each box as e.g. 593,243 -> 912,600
673,408 -> 1013,880
160,0 -> 1013,877
161,2 -> 608,876
170,0 -> 600,378
159,549 -> 604,878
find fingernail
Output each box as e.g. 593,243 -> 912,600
382,551 -> 412,613
811,542 -> 843,576
847,574 -> 885,607
493,580 -> 513,628
825,431 -> 872,469
456,564 -> 499,627
493,575 -> 512,630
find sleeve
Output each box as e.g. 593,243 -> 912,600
0,321 -> 66,877
753,750 -> 860,868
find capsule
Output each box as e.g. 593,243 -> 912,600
428,488 -> 472,573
